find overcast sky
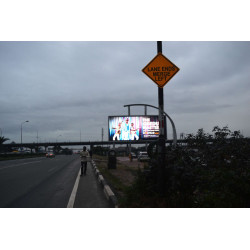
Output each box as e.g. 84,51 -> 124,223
0,41 -> 250,143
1,0 -> 250,246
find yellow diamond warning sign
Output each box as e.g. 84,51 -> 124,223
142,53 -> 180,88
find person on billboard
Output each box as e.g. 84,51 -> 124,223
130,122 -> 139,140
122,117 -> 131,140
112,122 -> 122,141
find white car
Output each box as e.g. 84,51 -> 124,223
138,152 -> 150,162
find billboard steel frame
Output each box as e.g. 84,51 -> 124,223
124,104 -> 177,147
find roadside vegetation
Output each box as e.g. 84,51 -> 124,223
94,126 -> 250,208
120,126 -> 250,208
0,136 -> 10,145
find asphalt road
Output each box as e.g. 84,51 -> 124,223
0,155 -> 80,208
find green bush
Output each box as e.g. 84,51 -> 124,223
120,126 -> 250,208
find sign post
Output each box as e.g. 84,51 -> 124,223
142,41 -> 179,195
157,41 -> 166,195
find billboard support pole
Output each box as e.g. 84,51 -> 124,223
126,107 -> 132,154
145,106 -> 148,150
157,41 -> 165,195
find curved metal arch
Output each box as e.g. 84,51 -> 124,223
124,104 -> 177,147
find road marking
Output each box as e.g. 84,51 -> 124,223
48,167 -> 56,173
67,169 -> 81,208
0,160 -> 42,171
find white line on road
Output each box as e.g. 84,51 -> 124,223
67,169 -> 81,208
48,167 -> 56,173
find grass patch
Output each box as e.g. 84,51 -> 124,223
93,154 -> 139,202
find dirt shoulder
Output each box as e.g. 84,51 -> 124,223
92,155 -> 148,201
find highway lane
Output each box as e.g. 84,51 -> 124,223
0,155 -> 80,208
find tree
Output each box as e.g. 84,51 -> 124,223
0,136 -> 10,153
212,125 -> 231,140
0,136 -> 9,145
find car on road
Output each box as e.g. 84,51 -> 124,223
131,152 -> 137,158
137,152 -> 150,162
46,152 -> 55,158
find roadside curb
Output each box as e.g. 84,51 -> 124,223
91,159 -> 118,208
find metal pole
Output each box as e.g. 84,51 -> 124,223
56,134 -> 61,142
102,128 -> 104,148
124,104 -> 177,147
21,120 -> 29,148
157,41 -> 165,195
127,107 -> 131,156
144,105 -> 148,150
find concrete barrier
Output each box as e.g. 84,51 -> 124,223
91,159 -> 118,208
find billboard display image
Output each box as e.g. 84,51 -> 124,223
108,116 -> 159,141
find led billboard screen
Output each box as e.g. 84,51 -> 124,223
108,116 -> 159,141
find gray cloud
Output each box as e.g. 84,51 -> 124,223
1,41 -> 250,143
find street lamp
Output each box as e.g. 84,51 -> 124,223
56,134 -> 62,142
36,130 -> 40,144
21,120 -> 29,147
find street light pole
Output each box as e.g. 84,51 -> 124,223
21,120 -> 29,148
102,128 -> 104,147
36,130 -> 39,144
56,134 -> 62,142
